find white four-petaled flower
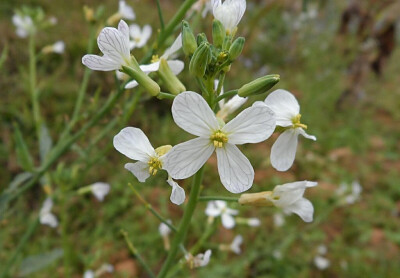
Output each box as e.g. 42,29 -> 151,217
163,91 -> 275,193
51,40 -> 65,54
185,250 -> 212,268
205,200 -> 238,229
113,127 -> 185,205
263,89 -> 316,171
82,20 -> 132,71
118,0 -> 135,20
39,198 -> 58,228
268,181 -> 317,222
90,182 -> 110,202
12,14 -> 35,38
211,0 -> 246,34
129,24 -> 152,49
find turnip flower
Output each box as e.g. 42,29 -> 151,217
82,20 -> 132,71
12,14 -> 35,38
263,89 -> 316,171
216,80 -> 247,120
205,201 -> 238,229
185,250 -> 212,268
113,127 -> 185,205
90,182 -> 110,202
211,0 -> 246,34
163,91 -> 276,193
39,198 -> 58,228
129,24 -> 152,49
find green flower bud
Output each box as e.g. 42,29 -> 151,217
182,20 -> 197,56
189,42 -> 212,77
121,65 -> 160,96
229,37 -> 245,61
158,59 -> 186,95
238,74 -> 280,97
196,33 -> 208,46
212,19 -> 225,48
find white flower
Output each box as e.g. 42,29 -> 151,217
247,217 -> 260,227
336,180 -> 362,205
273,213 -> 285,227
186,250 -> 212,268
83,270 -> 94,278
191,0 -> 213,18
158,221 -> 172,237
90,182 -> 110,201
205,201 -> 238,229
52,40 -> 65,54
118,0 -> 135,20
39,198 -> 58,228
314,255 -> 330,270
268,181 -> 317,222
211,0 -> 246,34
163,91 -> 276,193
272,249 -> 282,260
216,80 -> 247,120
129,24 -> 152,49
230,235 -> 243,254
82,20 -> 131,71
113,127 -> 185,205
12,14 -> 35,38
264,89 -> 316,171
317,244 -> 327,255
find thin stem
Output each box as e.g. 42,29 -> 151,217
29,35 -> 41,143
121,229 -> 156,278
215,89 -> 238,102
157,166 -> 205,278
157,92 -> 176,100
216,73 -> 225,96
198,196 -> 239,202
127,183 -> 178,233
61,188 -> 72,278
0,217 -> 39,278
156,0 -> 165,30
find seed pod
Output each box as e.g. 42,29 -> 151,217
158,59 -> 186,95
121,65 -> 160,96
182,20 -> 197,56
189,42 -> 212,77
212,19 -> 225,48
229,37 -> 245,61
238,74 -> 280,97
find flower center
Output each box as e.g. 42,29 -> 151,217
148,157 -> 162,175
210,130 -> 228,148
151,55 -> 160,63
291,114 -> 307,129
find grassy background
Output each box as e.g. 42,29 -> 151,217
1,0 -> 400,277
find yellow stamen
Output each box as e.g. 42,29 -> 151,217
292,114 -> 308,129
151,55 -> 160,63
148,157 -> 162,175
210,130 -> 228,148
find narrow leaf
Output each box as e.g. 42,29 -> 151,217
19,248 -> 64,276
13,123 -> 34,171
39,123 -> 53,162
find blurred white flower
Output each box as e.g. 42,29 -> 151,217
49,16 -> 57,25
82,20 -> 132,71
317,244 -> 327,255
39,198 -> 58,228
216,80 -> 247,120
158,221 -> 172,237
268,181 -> 318,222
230,235 -> 243,254
163,91 -> 276,193
52,40 -> 65,54
129,24 -> 152,49
113,127 -> 185,205
247,217 -> 261,227
83,270 -> 94,278
12,14 -> 35,38
191,0 -> 212,18
314,255 -> 330,270
186,250 -> 212,268
272,249 -> 282,260
83,263 -> 113,278
211,0 -> 246,34
336,180 -> 362,205
90,182 -> 110,202
263,89 -> 316,171
273,213 -> 285,227
118,0 -> 135,20
205,201 -> 238,229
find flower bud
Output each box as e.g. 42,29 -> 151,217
182,21 -> 197,56
212,19 -> 225,48
83,6 -> 95,23
238,191 -> 274,206
189,42 -> 212,77
196,33 -> 208,46
158,59 -> 186,95
229,37 -> 245,61
121,65 -> 160,96
237,74 -> 280,97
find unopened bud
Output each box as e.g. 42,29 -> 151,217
121,66 -> 160,96
182,21 -> 197,56
83,6 -> 95,23
212,19 -> 225,48
158,59 -> 186,95
189,42 -> 212,77
229,37 -> 245,61
196,33 -> 208,46
238,74 -> 280,97
238,191 -> 274,206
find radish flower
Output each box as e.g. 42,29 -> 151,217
216,80 -> 247,120
12,14 -> 35,38
163,91 -> 275,193
230,235 -> 243,254
118,0 -> 135,20
264,89 -> 316,171
211,0 -> 246,34
129,24 -> 152,49
186,250 -> 212,268
90,182 -> 110,202
39,198 -> 58,228
205,200 -> 238,229
113,127 -> 185,205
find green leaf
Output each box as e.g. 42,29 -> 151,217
13,123 -> 34,172
39,123 -> 53,163
19,248 -> 64,276
9,172 -> 33,191
0,44 -> 8,71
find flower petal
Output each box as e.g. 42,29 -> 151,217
140,62 -> 160,73
221,213 -> 236,229
119,0 -> 135,20
167,179 -> 186,205
205,201 -> 222,217
118,20 -> 130,42
161,33 -> 182,59
82,54 -> 121,71
264,89 -> 300,127
172,91 -> 219,137
113,127 -> 155,162
40,213 -> 58,228
272,181 -> 317,207
163,137 -> 214,179
223,105 -> 276,144
270,129 -> 298,171
298,128 -> 317,141
167,60 -> 184,75
284,197 -> 314,222
216,143 -> 254,193
125,80 -> 139,89
91,182 -> 110,201
97,25 -> 130,64
124,162 -> 150,182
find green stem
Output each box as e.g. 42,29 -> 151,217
157,92 -> 176,100
121,229 -> 156,278
0,217 -> 39,278
198,196 -> 239,202
216,73 -> 225,96
157,166 -> 205,278
156,0 -> 165,30
215,89 -> 238,102
29,35 -> 41,143
61,188 -> 72,278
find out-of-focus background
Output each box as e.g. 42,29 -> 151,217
1,0 -> 400,277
